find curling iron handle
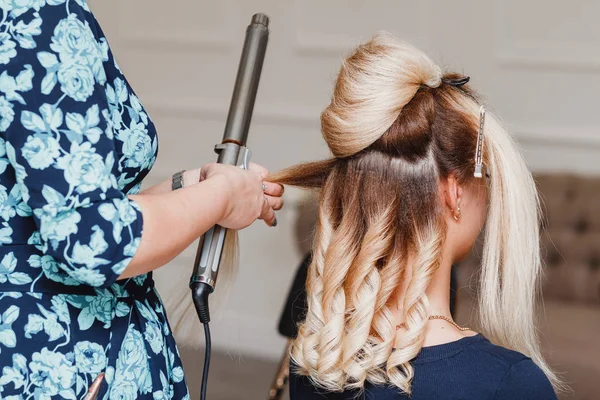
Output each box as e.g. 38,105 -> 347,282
190,147 -> 251,290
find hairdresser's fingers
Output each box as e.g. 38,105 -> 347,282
260,196 -> 276,226
248,162 -> 269,179
198,163 -> 214,181
266,195 -> 284,211
263,181 -> 284,197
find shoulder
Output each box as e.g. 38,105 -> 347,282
492,358 -> 557,400
467,339 -> 557,400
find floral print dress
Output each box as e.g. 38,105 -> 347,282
0,1 -> 190,398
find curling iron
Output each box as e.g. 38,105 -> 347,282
189,13 -> 270,400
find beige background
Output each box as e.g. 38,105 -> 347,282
89,0 -> 600,359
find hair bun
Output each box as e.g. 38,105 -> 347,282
321,33 -> 442,158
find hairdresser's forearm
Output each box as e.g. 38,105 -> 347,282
118,176 -> 228,279
140,168 -> 201,195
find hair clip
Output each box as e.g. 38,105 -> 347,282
442,76 -> 470,87
474,106 -> 485,178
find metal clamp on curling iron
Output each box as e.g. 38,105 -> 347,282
190,13 -> 269,400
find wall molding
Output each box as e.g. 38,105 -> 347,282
143,97 -> 321,127
291,0 -> 432,57
121,34 -> 236,53
115,0 -> 238,54
143,97 -> 600,150
493,0 -> 600,71
512,125 -> 600,150
495,42 -> 600,72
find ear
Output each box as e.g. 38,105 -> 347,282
443,174 -> 463,220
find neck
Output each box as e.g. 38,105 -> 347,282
392,249 -> 477,347
392,251 -> 453,322
425,256 -> 453,317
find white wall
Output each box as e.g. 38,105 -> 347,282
90,0 -> 600,359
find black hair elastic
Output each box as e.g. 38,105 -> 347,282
442,76 -> 470,87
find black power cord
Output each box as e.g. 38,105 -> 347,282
200,323 -> 211,400
191,281 -> 212,400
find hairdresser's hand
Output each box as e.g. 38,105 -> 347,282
248,162 -> 284,223
200,163 -> 283,229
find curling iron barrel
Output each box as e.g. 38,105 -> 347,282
190,14 -> 269,313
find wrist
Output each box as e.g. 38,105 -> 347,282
201,173 -> 232,223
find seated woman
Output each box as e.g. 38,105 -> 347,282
271,33 -> 560,399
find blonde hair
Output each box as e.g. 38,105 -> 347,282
269,33 -> 560,394
164,231 -> 239,347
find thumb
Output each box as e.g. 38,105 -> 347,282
199,163 -> 216,182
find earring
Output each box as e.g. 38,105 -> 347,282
454,203 -> 461,221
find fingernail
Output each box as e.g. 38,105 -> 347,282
272,218 -> 278,227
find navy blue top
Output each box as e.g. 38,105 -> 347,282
290,334 -> 557,400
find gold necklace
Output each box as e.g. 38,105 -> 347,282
396,315 -> 471,332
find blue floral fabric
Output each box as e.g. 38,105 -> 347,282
0,1 -> 190,398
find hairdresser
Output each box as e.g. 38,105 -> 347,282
0,2 -> 282,398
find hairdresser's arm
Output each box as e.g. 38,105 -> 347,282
119,163 -> 283,279
140,163 -> 281,196
140,168 -> 202,195
118,177 -> 228,279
